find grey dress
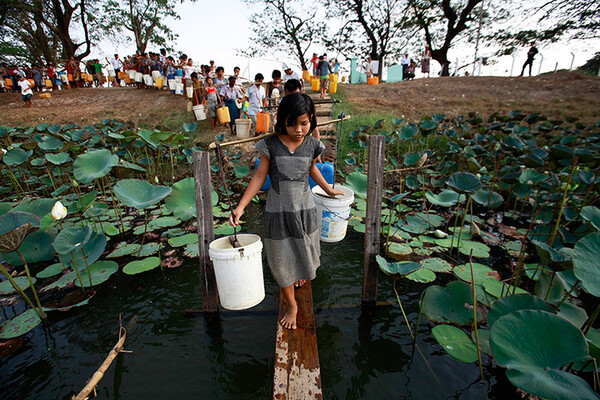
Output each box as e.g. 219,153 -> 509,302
256,135 -> 325,288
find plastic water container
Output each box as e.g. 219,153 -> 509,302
367,77 -> 374,85
175,76 -> 182,83
193,104 -> 207,120
330,80 -> 338,94
128,70 -> 135,79
168,79 -> 176,90
311,78 -> 319,91
155,78 -> 163,88
143,74 -> 152,85
175,83 -> 184,95
135,72 -> 143,82
312,185 -> 354,242
256,112 -> 270,132
151,70 -> 161,80
255,159 -> 334,191
218,107 -> 231,124
236,119 -> 251,138
302,70 -> 311,81
186,87 -> 193,98
209,234 -> 265,310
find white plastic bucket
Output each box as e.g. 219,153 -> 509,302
143,74 -> 152,85
193,104 -> 207,120
168,79 -> 176,90
312,185 -> 354,242
175,83 -> 184,95
128,70 -> 135,79
151,70 -> 161,80
186,87 -> 193,98
209,234 -> 265,310
135,72 -> 143,82
235,119 -> 251,138
175,76 -> 182,84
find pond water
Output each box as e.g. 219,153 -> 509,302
0,203 -> 522,399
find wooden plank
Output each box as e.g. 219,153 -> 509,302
362,135 -> 386,305
273,282 -> 322,400
193,151 -> 219,313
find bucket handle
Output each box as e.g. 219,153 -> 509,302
321,203 -> 352,221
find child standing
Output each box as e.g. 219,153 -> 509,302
229,93 -> 343,329
18,76 -> 33,107
205,76 -> 222,131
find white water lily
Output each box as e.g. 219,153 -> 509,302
51,201 -> 67,220
434,229 -> 447,239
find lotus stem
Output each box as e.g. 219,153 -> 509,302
456,196 -> 472,256
81,248 -> 93,287
469,250 -> 484,380
70,252 -> 87,295
449,201 -> 461,257
16,250 -> 47,320
18,166 -> 32,195
393,279 -> 415,341
169,146 -> 175,183
582,304 -> 600,336
137,210 -> 148,257
549,158 -> 577,247
7,169 -> 24,195
487,154 -> 502,208
555,279 -> 580,310
105,176 -> 126,235
45,168 -> 57,191
0,263 -> 45,320
543,271 -> 556,302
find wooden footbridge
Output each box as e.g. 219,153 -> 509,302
191,92 -> 386,398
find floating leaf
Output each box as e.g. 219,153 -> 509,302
36,263 -> 64,279
123,257 -> 161,275
386,242 -> 412,258
107,242 -> 139,258
75,260 -> 118,287
425,190 -> 460,207
168,233 -> 198,247
484,279 -> 527,298
0,309 -> 42,339
45,152 -> 72,165
432,325 -> 478,363
421,258 -> 452,273
148,216 -> 180,230
488,294 -> 555,327
0,276 -> 32,295
37,136 -> 63,151
405,268 -> 436,283
472,189 -> 503,208
447,172 -> 481,194
375,255 -> 420,277
421,281 -> 480,326
453,262 -> 498,285
1,230 -> 56,266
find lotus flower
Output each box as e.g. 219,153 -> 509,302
51,201 -> 67,220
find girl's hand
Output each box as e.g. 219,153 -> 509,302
326,188 -> 345,197
229,208 -> 243,226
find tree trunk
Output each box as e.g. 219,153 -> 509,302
432,49 -> 451,76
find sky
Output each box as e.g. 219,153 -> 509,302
90,0 -> 600,80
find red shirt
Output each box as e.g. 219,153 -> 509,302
47,67 -> 54,77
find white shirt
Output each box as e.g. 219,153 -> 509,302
401,56 -> 411,65
111,58 -> 122,70
246,84 -> 265,115
282,70 -> 301,82
19,80 -> 33,95
183,65 -> 197,79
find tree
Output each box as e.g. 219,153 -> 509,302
322,0 -> 411,77
101,0 -> 180,54
406,0 -> 485,76
240,0 -> 325,71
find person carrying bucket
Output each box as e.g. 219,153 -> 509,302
205,76 -> 223,131
221,75 -> 243,135
229,92 -> 344,330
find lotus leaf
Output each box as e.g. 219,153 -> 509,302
183,122 -> 197,132
39,271 -> 77,292
556,301 -> 587,329
421,281 -> 481,325
12,198 -> 56,219
107,242 -> 139,258
1,230 -> 56,266
386,242 -> 412,258
490,309 -> 596,400
488,294 -> 555,327
472,189 -> 503,208
52,225 -> 92,254
399,123 -> 418,139
0,276 -> 32,295
3,148 -> 33,166
165,178 -> 198,221
45,153 -> 72,165
75,260 -> 118,287
581,206 -> 600,231
0,309 -> 42,339
425,189 -> 460,207
0,212 -> 40,253
136,130 -> 158,148
73,149 -> 119,184
484,279 -> 527,298
36,263 -> 64,279
405,268 -> 436,283
447,172 -> 481,194
432,325 -> 478,363
345,172 -> 367,199
59,232 -> 106,270
234,165 -> 250,178
376,255 -> 420,277
420,257 -> 453,272
532,240 -> 573,271
123,257 -> 160,275
501,135 -> 526,150
138,242 -> 163,257
168,233 -> 198,247
453,262 -> 498,285
573,232 -> 600,297
114,179 -> 171,210
38,136 -> 63,151
147,216 -> 180,230
184,243 -> 199,257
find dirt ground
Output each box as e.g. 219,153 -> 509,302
1,71 -> 599,134
341,71 -> 600,124
0,86 -> 195,131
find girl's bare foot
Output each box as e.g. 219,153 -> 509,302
294,279 -> 307,288
279,302 -> 298,330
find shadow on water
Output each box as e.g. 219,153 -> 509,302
0,202 -> 521,399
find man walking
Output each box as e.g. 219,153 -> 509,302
520,43 -> 538,77
110,54 -> 123,85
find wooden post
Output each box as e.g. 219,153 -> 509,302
362,135 -> 385,305
193,151 -> 219,313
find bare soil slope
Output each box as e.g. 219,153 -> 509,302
341,71 -> 600,124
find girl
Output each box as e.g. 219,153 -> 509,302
205,76 -> 222,131
229,93 -> 344,330
221,75 -> 242,134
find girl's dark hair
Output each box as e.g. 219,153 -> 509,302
254,73 -> 264,81
275,92 -> 316,135
216,66 -> 224,73
272,69 -> 281,79
284,79 -> 302,93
